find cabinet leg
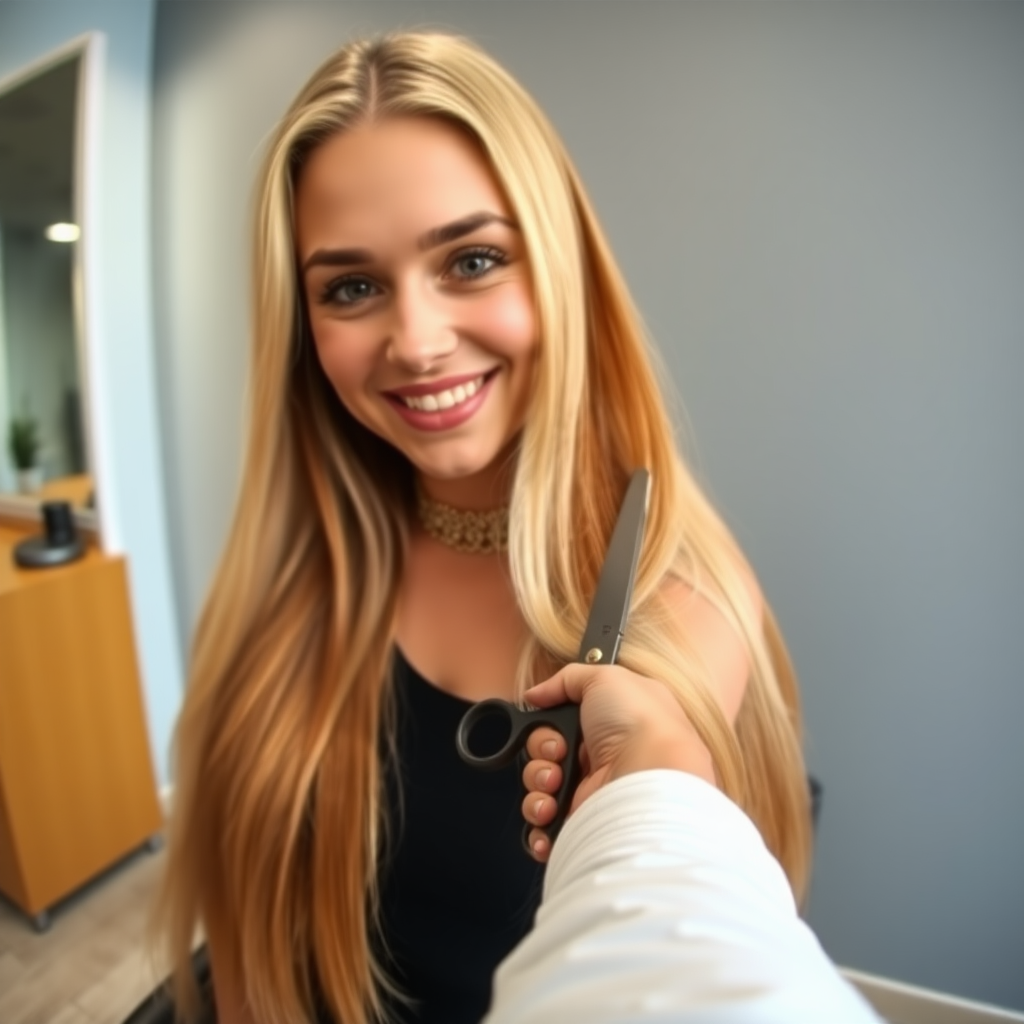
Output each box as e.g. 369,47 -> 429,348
32,910 -> 51,933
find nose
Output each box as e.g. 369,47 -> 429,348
385,280 -> 457,373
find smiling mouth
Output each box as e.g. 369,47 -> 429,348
390,370 -> 497,412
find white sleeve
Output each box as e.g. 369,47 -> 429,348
485,771 -> 881,1024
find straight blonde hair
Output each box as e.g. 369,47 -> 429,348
157,32 -> 812,1024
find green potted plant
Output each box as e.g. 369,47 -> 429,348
8,414 -> 43,494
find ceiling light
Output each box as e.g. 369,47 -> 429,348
45,222 -> 80,242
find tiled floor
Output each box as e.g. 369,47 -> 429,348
0,846 -> 170,1024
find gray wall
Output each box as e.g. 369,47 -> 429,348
152,1 -> 1024,1010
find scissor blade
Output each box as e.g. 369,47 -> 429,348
576,468 -> 650,667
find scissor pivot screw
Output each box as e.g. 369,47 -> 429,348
585,648 -> 603,664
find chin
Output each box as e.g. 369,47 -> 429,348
415,457 -> 491,482
409,442 -> 506,484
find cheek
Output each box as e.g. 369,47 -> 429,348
311,321 -> 374,401
474,284 -> 537,359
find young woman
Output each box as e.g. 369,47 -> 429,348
157,31 -> 812,1024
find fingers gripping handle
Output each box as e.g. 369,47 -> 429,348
523,704 -> 583,851
455,700 -> 583,852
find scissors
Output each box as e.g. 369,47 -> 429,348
455,467 -> 651,851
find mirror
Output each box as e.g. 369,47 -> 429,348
0,38 -> 97,526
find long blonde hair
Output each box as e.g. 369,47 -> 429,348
157,31 -> 812,1024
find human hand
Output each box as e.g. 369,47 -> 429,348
521,663 -> 716,862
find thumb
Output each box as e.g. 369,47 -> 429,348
524,662 -> 598,708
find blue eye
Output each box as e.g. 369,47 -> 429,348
323,276 -> 379,306
449,247 -> 506,280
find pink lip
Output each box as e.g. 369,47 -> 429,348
386,370 -> 498,433
385,370 -> 494,399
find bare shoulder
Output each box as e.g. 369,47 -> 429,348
661,554 -> 763,725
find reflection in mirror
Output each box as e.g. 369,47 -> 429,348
0,46 -> 94,516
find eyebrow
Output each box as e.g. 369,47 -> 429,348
302,210 -> 517,273
417,211 -> 517,251
302,246 -> 374,272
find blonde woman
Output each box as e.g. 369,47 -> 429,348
158,31 -> 813,1024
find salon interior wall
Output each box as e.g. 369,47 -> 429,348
0,0 -> 183,787
151,0 -> 1024,1011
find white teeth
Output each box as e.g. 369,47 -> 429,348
401,375 -> 485,412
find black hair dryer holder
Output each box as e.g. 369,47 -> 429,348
13,501 -> 86,569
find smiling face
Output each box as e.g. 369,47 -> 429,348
295,116 -> 538,509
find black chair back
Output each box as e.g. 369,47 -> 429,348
122,945 -> 215,1024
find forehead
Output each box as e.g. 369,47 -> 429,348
294,116 -> 511,250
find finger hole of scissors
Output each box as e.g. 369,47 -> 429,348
461,704 -> 514,760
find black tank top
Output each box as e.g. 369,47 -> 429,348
373,649 -> 545,1024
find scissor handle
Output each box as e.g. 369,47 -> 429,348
456,699 -> 583,851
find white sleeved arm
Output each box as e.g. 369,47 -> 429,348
485,771 -> 880,1024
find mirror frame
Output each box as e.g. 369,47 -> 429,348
0,32 -> 102,538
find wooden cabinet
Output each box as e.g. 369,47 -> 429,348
0,522 -> 163,927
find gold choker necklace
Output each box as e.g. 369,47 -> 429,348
416,489 -> 509,554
